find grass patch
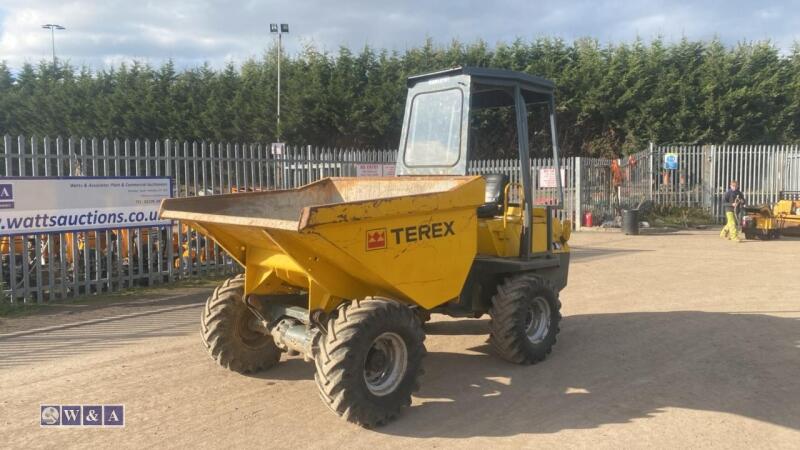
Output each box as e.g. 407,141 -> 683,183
0,281 -> 48,317
0,301 -> 45,318
0,274 -> 230,318
642,205 -> 715,228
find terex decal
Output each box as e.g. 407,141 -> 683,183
366,228 -> 387,251
390,221 -> 455,244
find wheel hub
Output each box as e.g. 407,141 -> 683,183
364,332 -> 408,396
235,309 -> 270,349
524,297 -> 551,344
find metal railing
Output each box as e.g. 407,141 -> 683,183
3,135 -> 798,303
614,144 -> 800,221
467,157 -> 576,223
0,136 -> 396,303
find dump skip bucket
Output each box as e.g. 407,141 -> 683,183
160,176 -> 485,312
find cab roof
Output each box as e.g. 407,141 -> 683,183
407,66 -> 555,108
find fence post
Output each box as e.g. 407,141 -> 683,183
3,134 -> 11,176
307,145 -> 313,183
648,142 -> 654,202
703,145 -> 714,213
574,157 -> 582,231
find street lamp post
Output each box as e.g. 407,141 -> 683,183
270,23 -> 289,142
41,24 -> 66,68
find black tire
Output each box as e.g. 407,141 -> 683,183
415,308 -> 432,325
757,230 -> 775,240
314,298 -> 426,427
201,275 -> 281,374
488,274 -> 562,364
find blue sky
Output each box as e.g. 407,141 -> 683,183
0,0 -> 797,71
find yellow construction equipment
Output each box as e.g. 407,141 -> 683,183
160,67 -> 571,427
742,191 -> 800,240
162,176 -> 485,311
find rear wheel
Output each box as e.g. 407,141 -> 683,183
489,274 -> 561,364
201,275 -> 281,374
314,298 -> 426,427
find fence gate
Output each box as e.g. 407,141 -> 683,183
575,157 -> 612,228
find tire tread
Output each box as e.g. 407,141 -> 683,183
201,275 -> 281,374
314,298 -> 425,427
488,274 -> 561,365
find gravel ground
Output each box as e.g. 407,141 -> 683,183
1,230 -> 798,449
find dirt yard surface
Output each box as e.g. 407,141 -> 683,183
1,230 -> 798,449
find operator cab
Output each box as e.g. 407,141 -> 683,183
395,66 -> 564,258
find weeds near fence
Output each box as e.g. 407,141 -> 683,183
643,205 -> 715,229
0,275 -> 227,318
0,282 -> 42,317
0,301 -> 44,318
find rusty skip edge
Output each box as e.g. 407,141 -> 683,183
159,175 -> 485,231
299,176 -> 484,230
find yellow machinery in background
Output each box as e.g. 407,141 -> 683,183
160,67 -> 571,427
742,191 -> 800,240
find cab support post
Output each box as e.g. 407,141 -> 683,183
514,84 -> 534,259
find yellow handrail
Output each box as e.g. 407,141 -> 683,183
503,182 -> 524,229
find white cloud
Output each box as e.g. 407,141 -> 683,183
0,0 -> 797,71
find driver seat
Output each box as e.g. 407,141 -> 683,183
477,174 -> 509,218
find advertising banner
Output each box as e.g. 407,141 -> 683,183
0,177 -> 172,236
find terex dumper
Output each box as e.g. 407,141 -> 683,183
160,67 -> 571,427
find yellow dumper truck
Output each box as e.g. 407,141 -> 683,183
160,67 -> 571,427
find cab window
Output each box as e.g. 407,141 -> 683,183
403,88 -> 463,167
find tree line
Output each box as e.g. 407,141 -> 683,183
1,37 -> 798,158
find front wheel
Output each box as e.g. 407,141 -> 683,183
314,298 -> 426,427
488,274 -> 562,364
201,275 -> 281,374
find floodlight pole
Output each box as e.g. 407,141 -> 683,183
50,27 -> 56,65
270,23 -> 289,141
278,31 -> 281,140
41,24 -> 65,68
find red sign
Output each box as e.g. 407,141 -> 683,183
355,164 -> 396,177
366,228 -> 387,251
538,168 -> 566,188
